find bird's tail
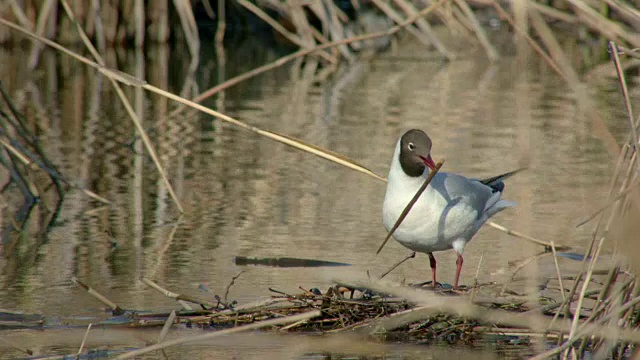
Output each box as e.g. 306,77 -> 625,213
480,168 -> 526,192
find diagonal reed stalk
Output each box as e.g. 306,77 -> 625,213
72,277 -> 124,315
157,310 -> 176,343
575,177 -> 640,228
76,323 -> 92,359
379,251 -> 416,279
376,161 -> 444,254
141,277 -> 217,309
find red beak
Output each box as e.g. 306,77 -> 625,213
420,155 -> 436,170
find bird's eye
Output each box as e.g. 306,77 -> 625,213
408,142 -> 415,151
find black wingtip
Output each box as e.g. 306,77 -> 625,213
480,168 -> 526,192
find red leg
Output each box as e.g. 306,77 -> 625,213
454,253 -> 464,289
428,252 -> 437,288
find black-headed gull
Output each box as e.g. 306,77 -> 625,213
382,129 -> 519,289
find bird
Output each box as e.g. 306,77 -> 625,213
382,129 -> 520,289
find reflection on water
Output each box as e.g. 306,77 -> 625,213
0,32 -> 634,357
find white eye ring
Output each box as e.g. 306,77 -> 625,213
408,142 -> 415,151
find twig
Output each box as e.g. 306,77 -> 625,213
618,46 -> 640,60
72,277 -> 124,315
145,217 -> 182,280
157,310 -> 176,343
500,251 -> 551,296
537,289 -> 602,314
376,161 -> 444,254
379,251 -> 416,279
563,235 -> 607,359
469,251 -> 484,302
0,137 -> 32,165
114,311 -> 322,359
575,178 -> 640,228
279,318 -> 309,331
486,221 -> 568,250
577,267 -> 622,355
550,241 -> 566,301
141,278 -> 216,309
609,40 -> 639,172
75,323 -> 92,360
224,271 -> 244,303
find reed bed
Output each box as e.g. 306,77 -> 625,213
2,0 -> 640,66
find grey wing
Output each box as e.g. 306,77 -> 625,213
441,174 -> 495,220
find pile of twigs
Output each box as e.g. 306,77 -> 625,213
20,273 -> 637,359
3,258 -> 640,359
64,278 -> 532,353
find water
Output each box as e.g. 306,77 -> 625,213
0,32 -> 634,358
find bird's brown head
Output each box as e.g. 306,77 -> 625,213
399,129 -> 435,177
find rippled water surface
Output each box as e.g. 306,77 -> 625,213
0,33 -> 636,358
